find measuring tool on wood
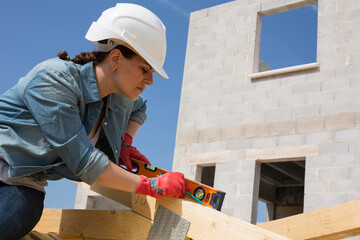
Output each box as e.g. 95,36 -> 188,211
129,157 -> 226,211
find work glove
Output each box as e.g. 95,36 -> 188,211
135,172 -> 191,198
119,133 -> 150,170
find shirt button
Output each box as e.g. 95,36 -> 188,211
104,122 -> 108,126
115,150 -> 118,154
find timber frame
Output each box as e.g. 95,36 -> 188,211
23,182 -> 360,240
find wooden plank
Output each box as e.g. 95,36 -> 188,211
29,231 -> 55,240
132,194 -> 290,240
34,209 -> 152,240
77,182 -> 132,208
258,199 -> 360,240
78,182 -> 289,239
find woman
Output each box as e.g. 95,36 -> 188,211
0,3 -> 190,239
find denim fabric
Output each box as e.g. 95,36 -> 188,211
0,58 -> 147,184
0,182 -> 45,240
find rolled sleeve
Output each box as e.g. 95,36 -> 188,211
129,95 -> 147,125
77,148 -> 109,184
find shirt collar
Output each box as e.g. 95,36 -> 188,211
79,62 -> 101,104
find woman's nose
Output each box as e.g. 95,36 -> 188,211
145,73 -> 153,85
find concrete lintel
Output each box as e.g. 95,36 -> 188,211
245,144 -> 318,161
188,151 -> 231,165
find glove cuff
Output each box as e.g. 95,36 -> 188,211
122,133 -> 133,145
135,175 -> 157,197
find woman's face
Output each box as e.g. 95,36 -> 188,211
112,54 -> 154,100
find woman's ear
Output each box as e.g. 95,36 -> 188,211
108,48 -> 123,69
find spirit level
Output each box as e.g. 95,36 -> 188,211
128,157 -> 226,211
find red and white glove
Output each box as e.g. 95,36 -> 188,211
119,133 -> 150,170
135,172 -> 191,198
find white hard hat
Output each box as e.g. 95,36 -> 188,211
85,3 -> 168,79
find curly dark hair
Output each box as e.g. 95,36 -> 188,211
57,40 -> 137,65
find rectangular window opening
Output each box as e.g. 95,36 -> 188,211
253,2 -> 318,78
196,165 -> 216,187
255,159 -> 306,224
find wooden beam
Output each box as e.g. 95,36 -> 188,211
132,194 -> 289,240
77,182 -> 132,208
258,199 -> 360,240
77,183 -> 289,239
34,209 -> 151,240
267,162 -> 304,183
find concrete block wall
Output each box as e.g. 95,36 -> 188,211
173,0 -> 360,223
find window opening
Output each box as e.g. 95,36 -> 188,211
255,159 -> 305,223
257,4 -> 318,72
197,165 -> 216,187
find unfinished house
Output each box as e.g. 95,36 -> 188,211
173,0 -> 360,226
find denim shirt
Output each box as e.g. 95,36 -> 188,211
0,58 -> 147,184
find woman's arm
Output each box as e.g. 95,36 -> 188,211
95,160 -> 140,192
125,120 -> 141,137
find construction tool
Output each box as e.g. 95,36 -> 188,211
128,157 -> 226,211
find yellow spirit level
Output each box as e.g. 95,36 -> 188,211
129,157 -> 226,211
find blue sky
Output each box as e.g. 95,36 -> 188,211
0,0 -> 317,217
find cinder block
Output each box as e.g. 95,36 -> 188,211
293,82 -> 321,95
221,125 -> 245,140
319,168 -> 349,181
176,130 -> 198,145
296,115 -> 324,133
321,101 -> 350,115
292,105 -> 320,118
306,156 -> 330,168
324,112 -> 354,130
349,141 -> 360,154
330,154 -> 360,167
237,182 -> 253,195
334,88 -> 360,102
230,102 -> 253,114
269,120 -> 296,136
195,118 -> 218,130
305,168 -> 318,181
188,143 -> 204,154
305,181 -> 328,194
214,173 -> 230,185
216,161 -> 242,173
319,142 -> 349,155
204,141 -> 228,152
227,139 -> 252,150
305,131 -> 334,144
242,89 -> 268,103
268,85 -> 294,99
321,78 -> 351,91
335,64 -> 360,78
251,137 -> 278,148
253,99 -> 279,112
242,112 -> 266,124
314,193 -> 348,209
230,172 -> 254,183
334,128 -> 360,142
245,123 -> 269,138
198,127 -> 222,142
306,91 -> 333,105
266,108 -> 292,121
349,166 -> 360,179
329,179 -> 360,193
278,134 -> 305,145
279,95 -> 306,108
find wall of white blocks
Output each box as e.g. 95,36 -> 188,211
173,0 -> 360,223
